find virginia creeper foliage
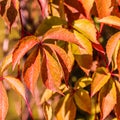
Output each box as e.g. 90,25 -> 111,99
1,0 -> 120,119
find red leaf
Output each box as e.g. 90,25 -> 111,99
38,0 -> 48,18
23,46 -> 40,95
41,48 -> 62,92
106,32 -> 120,65
95,0 -> 115,18
78,0 -> 94,18
0,81 -> 8,120
99,79 -> 116,120
43,27 -> 84,48
92,43 -> 105,55
43,43 -> 72,85
12,35 -> 39,70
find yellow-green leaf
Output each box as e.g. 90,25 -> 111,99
1,53 -> 12,73
74,89 -> 91,114
73,19 -> 98,44
91,67 -> 111,97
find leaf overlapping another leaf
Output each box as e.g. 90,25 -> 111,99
99,79 -> 116,120
12,35 -> 39,70
91,67 -> 111,97
23,46 -> 40,95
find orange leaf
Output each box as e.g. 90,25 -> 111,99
56,93 -> 76,120
0,81 -> 8,120
4,76 -> 26,100
117,48 -> 120,80
78,0 -> 94,18
44,43 -> 72,85
114,80 -> 120,120
12,35 -> 39,70
106,32 -> 120,65
91,67 -> 110,97
95,0 -> 115,18
74,89 -> 91,114
43,27 -> 84,48
99,79 -> 116,120
23,46 -> 40,95
98,16 -> 120,28
41,48 -> 62,92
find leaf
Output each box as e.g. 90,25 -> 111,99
75,54 -> 93,75
106,32 -> 120,65
73,30 -> 93,55
0,81 -> 8,120
75,77 -> 92,89
38,0 -> 48,18
12,35 -> 39,70
99,79 -> 116,120
0,0 -> 7,16
23,46 -> 40,95
35,16 -> 67,36
98,16 -> 120,27
95,0 -> 114,18
1,53 -> 12,73
114,80 -> 120,120
92,43 -> 105,54
43,102 -> 52,120
7,1 -> 17,27
117,47 -> 120,80
74,89 -> 91,114
4,76 -> 26,100
44,43 -> 72,85
73,19 -> 98,44
112,40 -> 120,70
91,67 -> 111,97
78,0 -> 94,18
41,48 -> 62,92
56,93 -> 76,120
40,89 -> 53,105
43,27 -> 84,48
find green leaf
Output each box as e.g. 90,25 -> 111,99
74,89 -> 91,114
91,67 -> 111,97
0,81 -> 8,120
73,19 -> 98,44
23,46 -> 40,95
99,79 -> 116,120
98,16 -> 120,27
42,27 -> 84,48
35,16 -> 66,36
106,32 -> 120,65
41,48 -> 62,92
12,35 -> 39,70
4,76 -> 26,100
56,94 -> 76,120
